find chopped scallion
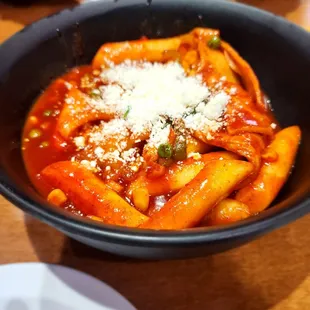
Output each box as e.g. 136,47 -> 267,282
207,36 -> 221,49
124,106 -> 131,119
173,137 -> 187,161
158,143 -> 173,159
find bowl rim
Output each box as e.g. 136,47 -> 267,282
0,0 -> 310,246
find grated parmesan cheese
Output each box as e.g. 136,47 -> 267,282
74,136 -> 85,149
80,159 -> 98,172
148,118 -> 171,148
92,61 -> 229,138
72,60 -> 230,174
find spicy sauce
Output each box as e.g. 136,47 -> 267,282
22,66 -> 93,196
22,65 -> 171,216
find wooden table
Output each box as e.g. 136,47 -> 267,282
0,1 -> 309,309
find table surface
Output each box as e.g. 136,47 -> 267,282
0,1 -> 310,309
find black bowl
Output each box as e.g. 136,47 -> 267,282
0,0 -> 309,259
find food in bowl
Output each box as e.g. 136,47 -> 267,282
22,28 -> 301,230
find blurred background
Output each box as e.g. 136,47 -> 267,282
0,0 -> 309,43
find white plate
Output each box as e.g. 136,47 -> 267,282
0,263 -> 136,310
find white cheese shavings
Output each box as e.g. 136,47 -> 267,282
80,160 -> 98,172
72,60 -> 230,174
88,119 -> 128,145
184,92 -> 229,132
148,119 -> 171,148
90,61 -> 229,141
74,136 -> 85,150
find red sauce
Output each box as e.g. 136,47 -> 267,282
20,29 -> 298,230
22,66 -> 93,196
22,66 -> 173,213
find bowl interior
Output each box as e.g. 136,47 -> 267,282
0,0 -> 309,238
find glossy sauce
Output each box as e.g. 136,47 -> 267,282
23,67 -> 90,194
22,66 -> 171,215
23,61 -> 279,222
23,64 -> 278,218
21,27 -> 301,230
